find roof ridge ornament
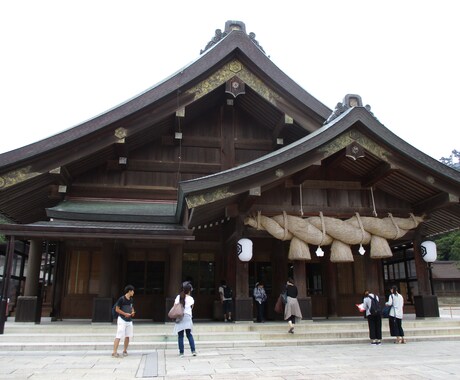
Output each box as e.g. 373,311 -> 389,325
200,20 -> 265,54
324,94 -> 374,124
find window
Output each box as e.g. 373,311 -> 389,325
126,250 -> 165,295
183,252 -> 215,295
307,264 -> 323,295
249,261 -> 272,295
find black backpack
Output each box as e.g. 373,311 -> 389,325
223,285 -> 233,299
112,297 -> 121,319
368,295 -> 381,316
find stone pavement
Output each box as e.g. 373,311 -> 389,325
1,340 -> 460,379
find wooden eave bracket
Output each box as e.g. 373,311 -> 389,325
49,166 -> 72,185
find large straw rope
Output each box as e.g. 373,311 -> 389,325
244,212 -> 423,262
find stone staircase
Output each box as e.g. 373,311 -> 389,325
1,316 -> 460,352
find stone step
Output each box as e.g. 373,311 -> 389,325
1,317 -> 459,351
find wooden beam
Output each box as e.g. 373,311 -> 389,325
361,162 -> 394,187
248,205 -> 413,219
70,183 -> 177,200
286,179 -> 363,190
106,159 -> 221,174
413,192 -> 459,214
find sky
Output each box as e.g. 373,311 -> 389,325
1,0 -> 458,161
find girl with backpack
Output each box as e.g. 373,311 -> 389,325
363,290 -> 382,345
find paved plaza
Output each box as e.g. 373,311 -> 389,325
1,340 -> 460,380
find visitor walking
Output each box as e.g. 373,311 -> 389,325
284,278 -> 302,333
173,282 -> 197,357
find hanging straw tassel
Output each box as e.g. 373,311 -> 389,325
288,237 -> 311,260
370,235 -> 393,259
330,240 -> 354,262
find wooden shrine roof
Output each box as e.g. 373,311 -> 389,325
178,106 -> 460,237
0,22 -> 459,241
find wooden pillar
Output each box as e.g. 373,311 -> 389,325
24,240 -> 42,296
233,216 -> 252,320
326,256 -> 338,317
99,241 -> 112,298
165,243 -> 183,322
51,243 -> 65,321
413,234 -> 430,295
293,260 -> 312,319
413,234 -> 439,317
92,241 -> 113,322
167,244 -> 183,297
0,236 -> 15,334
16,240 -> 42,322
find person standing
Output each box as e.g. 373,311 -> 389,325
284,278 -> 302,333
363,290 -> 382,345
218,280 -> 233,322
253,282 -> 267,323
112,285 -> 135,358
173,282 -> 197,357
386,285 -> 405,343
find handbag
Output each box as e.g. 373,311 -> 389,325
168,302 -> 184,320
281,291 -> 288,305
382,305 -> 392,318
274,295 -> 284,314
382,295 -> 394,318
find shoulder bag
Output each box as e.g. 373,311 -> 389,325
168,302 -> 184,320
382,294 -> 393,318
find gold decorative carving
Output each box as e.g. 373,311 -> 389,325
185,187 -> 235,208
320,130 -> 390,161
229,61 -> 242,73
186,59 -> 281,108
114,127 -> 127,139
284,115 -> 294,124
0,166 -> 41,190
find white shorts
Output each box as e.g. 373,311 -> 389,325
115,317 -> 133,339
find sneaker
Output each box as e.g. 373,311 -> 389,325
192,351 -> 197,356
179,353 -> 184,357
376,341 -> 381,345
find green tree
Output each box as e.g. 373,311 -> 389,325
433,150 -> 460,260
434,231 -> 460,261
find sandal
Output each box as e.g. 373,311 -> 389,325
112,353 -> 121,358
122,351 -> 128,357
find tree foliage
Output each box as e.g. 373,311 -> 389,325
434,230 -> 460,261
432,149 -> 460,260
439,149 -> 460,171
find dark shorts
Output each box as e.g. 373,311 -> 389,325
222,300 -> 232,314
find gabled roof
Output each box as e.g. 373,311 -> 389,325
0,23 -> 329,169
178,105 -> 460,237
0,21 -> 458,241
0,21 -> 330,225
